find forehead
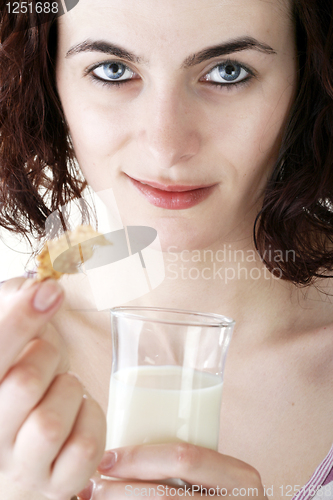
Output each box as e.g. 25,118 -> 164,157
58,0 -> 293,57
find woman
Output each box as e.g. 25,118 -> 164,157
0,0 -> 333,499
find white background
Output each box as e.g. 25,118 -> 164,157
0,231 -> 34,282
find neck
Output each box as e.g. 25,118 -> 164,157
65,235 -> 332,343
131,238 -> 331,343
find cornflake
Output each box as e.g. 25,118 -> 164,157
36,225 -> 111,281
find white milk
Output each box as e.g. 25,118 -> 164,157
106,365 -> 223,450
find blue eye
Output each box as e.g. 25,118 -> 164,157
92,62 -> 135,82
219,63 -> 241,81
204,61 -> 252,86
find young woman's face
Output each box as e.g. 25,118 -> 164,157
56,0 -> 297,250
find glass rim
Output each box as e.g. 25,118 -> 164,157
110,306 -> 235,328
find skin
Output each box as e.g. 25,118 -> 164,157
0,279 -> 106,500
1,1 -> 333,500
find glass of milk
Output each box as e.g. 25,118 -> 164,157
106,307 -> 235,455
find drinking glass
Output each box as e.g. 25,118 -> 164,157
106,307 -> 235,453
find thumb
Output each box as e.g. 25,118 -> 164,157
77,473 -> 112,500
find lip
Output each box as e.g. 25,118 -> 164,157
127,175 -> 217,210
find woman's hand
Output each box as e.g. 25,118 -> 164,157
0,278 -> 106,500
77,444 -> 267,500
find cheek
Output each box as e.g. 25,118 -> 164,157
209,83 -> 294,187
69,103 -> 128,158
58,87 -> 132,188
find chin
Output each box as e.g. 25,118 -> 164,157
121,213 -> 218,252
160,229 -> 215,252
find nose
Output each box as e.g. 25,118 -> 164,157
137,87 -> 201,169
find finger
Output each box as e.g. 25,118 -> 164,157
49,392 -> 106,500
39,322 -> 70,374
97,444 -> 263,492
77,476 -> 203,500
0,337 -> 61,448
0,279 -> 64,380
0,277 -> 32,295
11,373 -> 84,488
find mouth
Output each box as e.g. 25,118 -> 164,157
126,175 -> 217,210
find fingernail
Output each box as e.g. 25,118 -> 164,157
97,451 -> 117,472
67,371 -> 83,383
77,479 -> 94,500
33,280 -> 63,312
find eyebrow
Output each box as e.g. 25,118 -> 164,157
183,36 -> 277,68
65,36 -> 277,68
65,40 -> 145,63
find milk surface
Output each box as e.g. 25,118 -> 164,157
106,365 -> 223,450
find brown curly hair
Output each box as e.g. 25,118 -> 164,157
0,0 -> 333,285
0,4 -> 87,240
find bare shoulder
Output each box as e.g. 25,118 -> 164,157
303,279 -> 333,383
286,277 -> 333,384
302,275 -> 333,327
